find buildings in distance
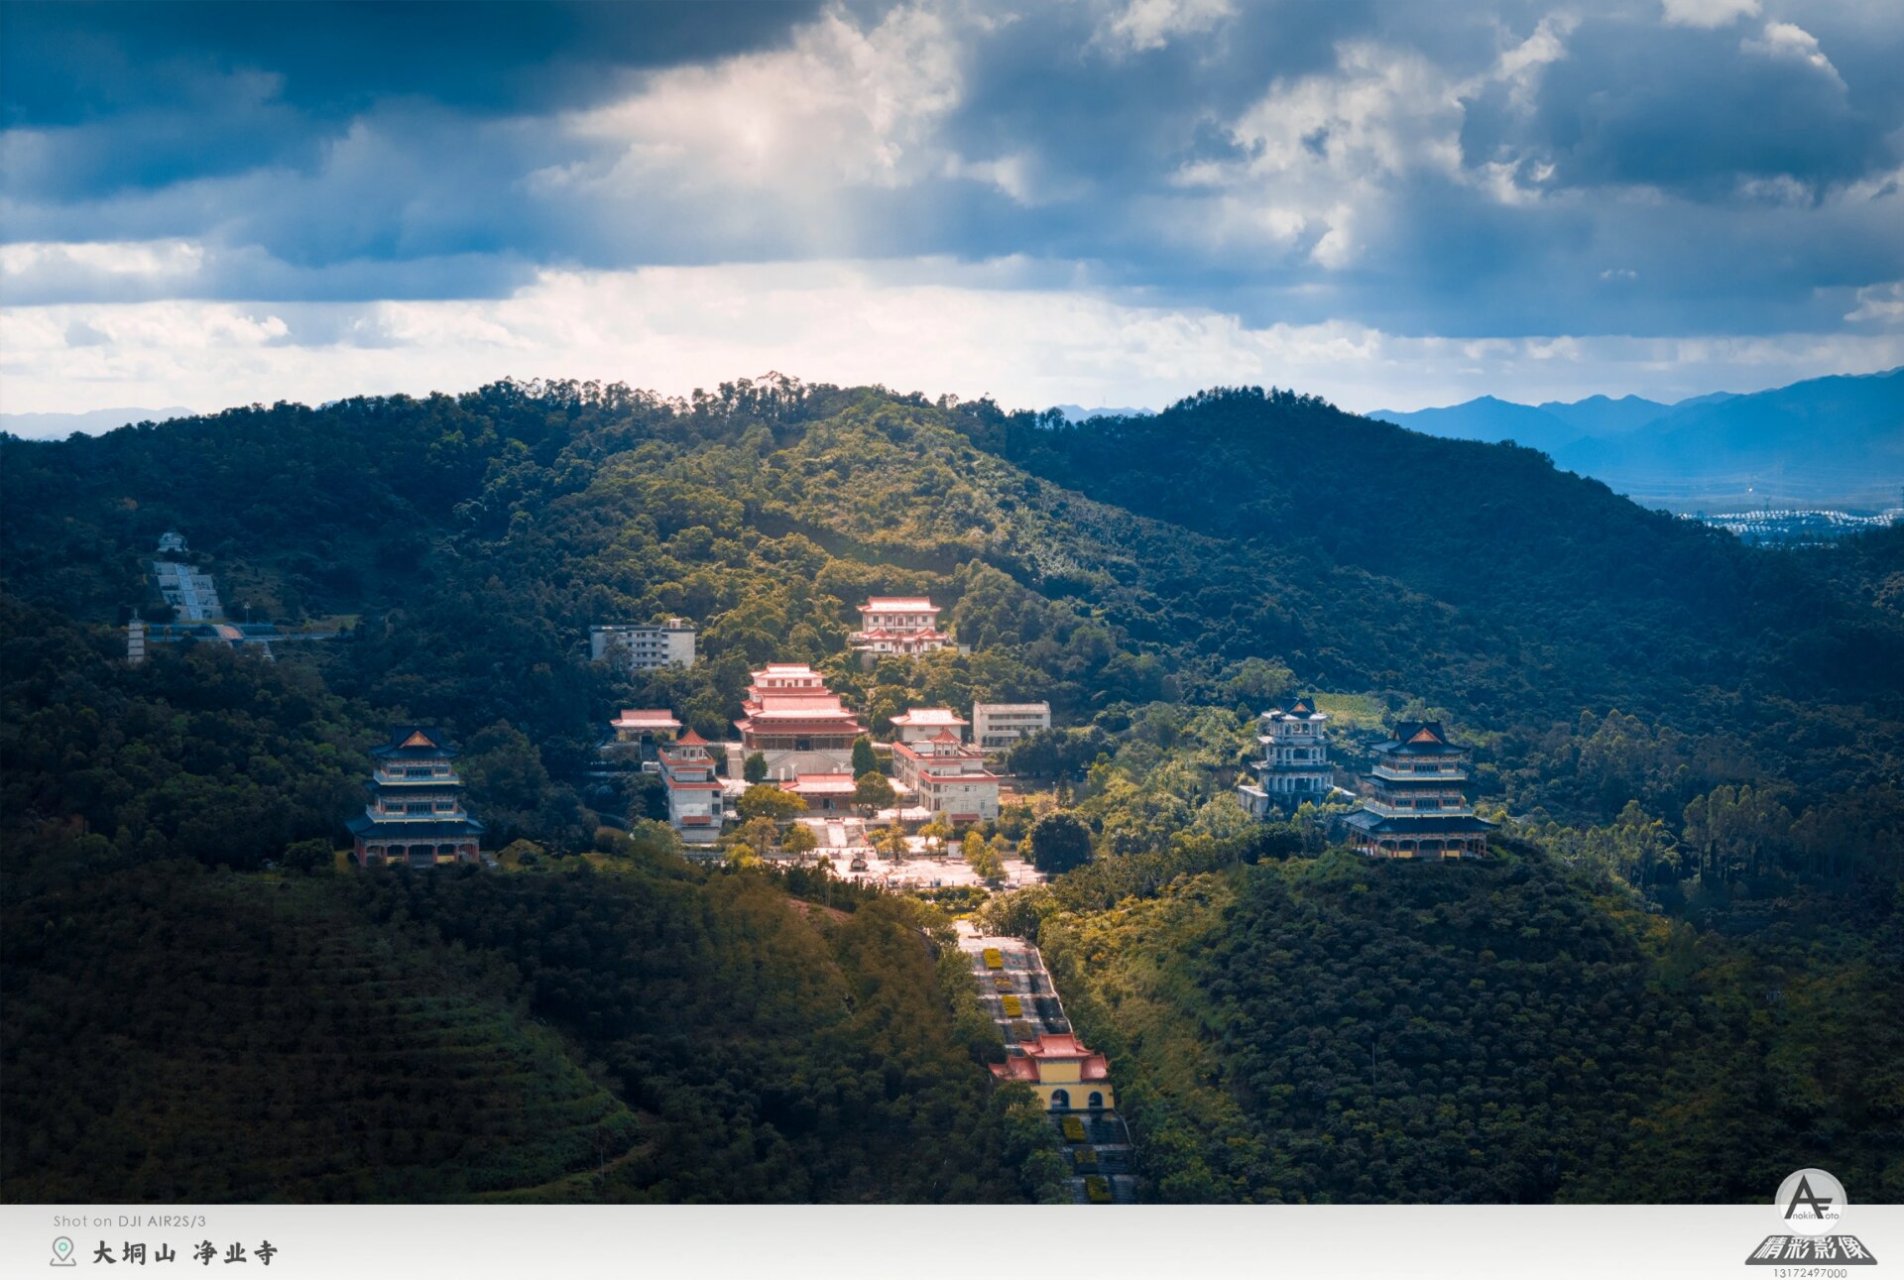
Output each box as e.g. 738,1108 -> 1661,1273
590,618 -> 696,670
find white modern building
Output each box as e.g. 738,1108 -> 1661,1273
591,619 -> 696,670
1237,694 -> 1335,818
972,702 -> 1052,751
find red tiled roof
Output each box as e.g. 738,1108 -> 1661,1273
783,773 -> 858,795
892,708 -> 967,725
614,709 -> 682,729
675,728 -> 709,745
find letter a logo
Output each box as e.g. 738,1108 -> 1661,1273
1775,1168 -> 1846,1236
1786,1175 -> 1833,1221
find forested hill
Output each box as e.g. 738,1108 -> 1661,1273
967,387 -> 1902,717
4,377 -> 1902,820
5,376 -> 1903,1205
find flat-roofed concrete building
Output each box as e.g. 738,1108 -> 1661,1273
972,702 -> 1051,751
590,618 -> 696,670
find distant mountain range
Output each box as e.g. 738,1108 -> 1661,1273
1371,368 -> 1903,510
1054,404 -> 1155,423
0,406 -> 194,440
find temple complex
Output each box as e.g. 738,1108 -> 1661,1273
347,728 -> 486,868
1341,721 -> 1495,858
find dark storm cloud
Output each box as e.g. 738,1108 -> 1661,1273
1,1 -> 822,124
1462,16 -> 1889,199
3,0 -> 1902,341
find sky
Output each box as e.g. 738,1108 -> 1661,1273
3,0 -> 1902,426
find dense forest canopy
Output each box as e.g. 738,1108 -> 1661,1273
3,374 -> 1900,1203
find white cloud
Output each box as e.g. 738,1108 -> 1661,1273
1845,281 -> 1904,323
1177,19 -> 1577,262
1098,0 -> 1234,55
1660,0 -> 1760,29
5,259 -> 1901,421
1741,21 -> 1845,87
0,239 -> 206,287
563,4 -> 962,195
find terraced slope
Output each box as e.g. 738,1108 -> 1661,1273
1,865 -> 640,1201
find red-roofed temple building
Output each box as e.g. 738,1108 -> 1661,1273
990,1033 -> 1117,1112
890,730 -> 999,823
735,663 -> 865,777
889,706 -> 967,744
778,771 -> 859,814
850,597 -> 951,658
658,729 -> 726,847
610,708 -> 682,744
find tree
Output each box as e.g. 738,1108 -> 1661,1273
738,783 -> 806,823
783,822 -> 819,860
871,822 -> 908,863
282,838 -> 333,876
853,771 -> 897,818
967,832 -> 1005,883
743,751 -> 768,784
851,735 -> 879,777
1028,811 -> 1093,875
729,816 -> 779,860
959,830 -> 985,864
920,816 -> 953,859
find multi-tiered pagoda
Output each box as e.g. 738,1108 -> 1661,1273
1341,721 -> 1494,859
1236,694 -> 1335,817
347,727 -> 486,869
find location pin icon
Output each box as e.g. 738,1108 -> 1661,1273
52,1236 -> 75,1264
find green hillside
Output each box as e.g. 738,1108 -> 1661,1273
1016,846 -> 1904,1204
3,375 -> 1901,1203
3,855 -> 1050,1203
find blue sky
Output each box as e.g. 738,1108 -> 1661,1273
3,0 -> 1902,421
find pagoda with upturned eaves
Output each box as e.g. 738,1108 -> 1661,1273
347,728 -> 485,869
1341,721 -> 1494,859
